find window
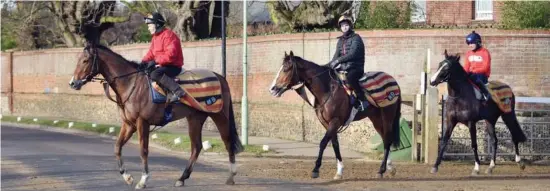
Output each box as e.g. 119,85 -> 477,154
475,0 -> 493,20
411,0 -> 427,23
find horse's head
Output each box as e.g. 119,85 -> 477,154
69,22 -> 114,90
430,49 -> 462,86
269,51 -> 304,97
69,45 -> 99,90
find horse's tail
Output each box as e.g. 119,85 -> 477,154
391,95 -> 402,149
228,99 -> 244,154
502,96 -> 527,143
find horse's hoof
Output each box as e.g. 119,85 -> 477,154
518,160 -> 526,170
311,171 -> 319,179
135,183 -> 146,189
377,173 -> 383,179
471,170 -> 479,176
430,167 -> 438,174
174,180 -> 184,187
122,173 -> 134,185
486,167 -> 494,175
389,168 -> 397,177
225,177 -> 235,185
333,174 -> 342,180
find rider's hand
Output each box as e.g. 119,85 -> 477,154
328,60 -> 339,69
147,60 -> 157,69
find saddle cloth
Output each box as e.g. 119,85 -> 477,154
338,71 -> 401,108
486,81 -> 514,113
151,69 -> 223,113
468,80 -> 514,113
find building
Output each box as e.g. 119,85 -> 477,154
411,0 -> 504,27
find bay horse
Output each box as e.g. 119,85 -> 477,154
269,51 -> 402,179
69,23 -> 243,189
429,50 -> 527,175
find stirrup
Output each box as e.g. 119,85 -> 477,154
356,100 -> 368,111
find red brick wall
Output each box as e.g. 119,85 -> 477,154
1,29 -> 548,152
2,29 -> 549,99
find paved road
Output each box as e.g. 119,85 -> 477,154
0,124 -> 330,191
3,124 -> 550,191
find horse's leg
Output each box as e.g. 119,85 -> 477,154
431,119 -> 457,174
501,111 -> 527,170
175,112 -> 207,187
135,118 -> 151,189
468,121 -> 481,176
485,118 -> 498,175
311,118 -> 342,179
210,112 -> 239,185
114,122 -> 136,185
331,135 -> 344,180
376,108 -> 396,179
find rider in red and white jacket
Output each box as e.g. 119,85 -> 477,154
142,12 -> 185,103
463,31 -> 491,102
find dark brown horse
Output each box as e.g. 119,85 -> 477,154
269,51 -> 402,179
69,23 -> 243,189
429,50 -> 527,175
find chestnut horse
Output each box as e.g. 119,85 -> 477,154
69,23 -> 243,189
269,51 -> 402,179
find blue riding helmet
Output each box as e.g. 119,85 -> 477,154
466,31 -> 482,45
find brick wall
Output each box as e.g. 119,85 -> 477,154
2,29 -> 549,152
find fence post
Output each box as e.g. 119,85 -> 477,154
424,87 -> 439,164
411,94 -> 419,161
8,51 -> 14,114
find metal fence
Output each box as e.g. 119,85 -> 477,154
441,97 -> 550,161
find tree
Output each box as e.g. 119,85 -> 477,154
267,1 -> 353,32
355,1 -> 413,29
47,1 -> 120,47
170,1 -> 229,41
501,1 -> 550,29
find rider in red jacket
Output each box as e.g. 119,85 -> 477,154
463,31 -> 491,102
142,12 -> 185,103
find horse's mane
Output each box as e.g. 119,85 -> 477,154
95,44 -> 140,68
444,52 -> 470,81
287,55 -> 331,70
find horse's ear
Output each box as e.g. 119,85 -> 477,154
284,51 -> 288,57
289,51 -> 294,57
444,49 -> 449,58
455,53 -> 461,61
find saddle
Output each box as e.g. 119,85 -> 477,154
150,69 -> 223,113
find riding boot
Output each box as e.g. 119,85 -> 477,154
158,75 -> 186,103
479,83 -> 492,102
353,87 -> 369,111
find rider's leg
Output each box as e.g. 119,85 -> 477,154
152,66 -> 185,103
346,69 -> 369,111
471,74 -> 491,101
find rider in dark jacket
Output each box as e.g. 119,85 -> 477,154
328,15 -> 368,111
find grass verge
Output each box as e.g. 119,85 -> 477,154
1,115 -> 272,156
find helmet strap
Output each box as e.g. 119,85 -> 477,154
473,43 -> 482,52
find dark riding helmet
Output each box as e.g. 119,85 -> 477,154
144,12 -> 166,32
338,15 -> 354,28
465,31 -> 482,45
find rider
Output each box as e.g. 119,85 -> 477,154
142,12 -> 186,103
328,15 -> 368,111
463,31 -> 492,102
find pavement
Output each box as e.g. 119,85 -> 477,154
161,125 -> 365,159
